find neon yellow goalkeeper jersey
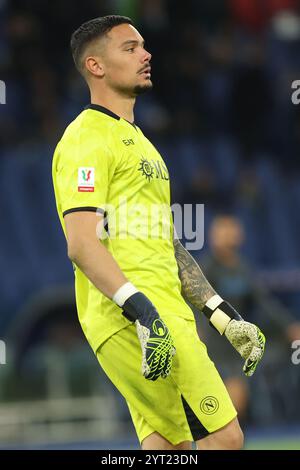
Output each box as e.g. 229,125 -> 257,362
52,104 -> 194,352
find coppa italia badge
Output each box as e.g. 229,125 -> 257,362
78,167 -> 95,192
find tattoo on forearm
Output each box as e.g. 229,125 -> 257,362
173,239 -> 215,310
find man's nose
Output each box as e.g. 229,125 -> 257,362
142,49 -> 152,63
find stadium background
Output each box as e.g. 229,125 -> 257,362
1,0 -> 300,450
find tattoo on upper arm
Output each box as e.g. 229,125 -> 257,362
173,239 -> 215,310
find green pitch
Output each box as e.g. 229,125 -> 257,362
245,438 -> 300,450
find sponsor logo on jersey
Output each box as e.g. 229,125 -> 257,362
78,167 -> 95,192
138,157 -> 169,182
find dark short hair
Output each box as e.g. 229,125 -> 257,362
70,15 -> 133,73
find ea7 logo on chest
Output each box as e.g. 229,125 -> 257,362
78,167 -> 95,192
122,138 -> 135,146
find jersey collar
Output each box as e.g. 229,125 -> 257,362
85,103 -> 137,129
85,104 -> 120,120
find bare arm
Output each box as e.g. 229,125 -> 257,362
173,237 -> 216,311
64,211 -> 176,380
64,211 -> 128,299
173,236 -> 266,376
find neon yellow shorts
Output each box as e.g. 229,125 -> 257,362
96,315 -> 237,446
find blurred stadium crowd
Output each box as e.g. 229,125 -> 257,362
1,0 -> 300,447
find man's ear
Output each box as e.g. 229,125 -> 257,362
85,56 -> 105,78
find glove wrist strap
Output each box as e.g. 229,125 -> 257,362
203,294 -> 242,335
121,291 -> 156,323
113,282 -> 139,307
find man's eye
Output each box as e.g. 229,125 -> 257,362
127,48 -> 135,52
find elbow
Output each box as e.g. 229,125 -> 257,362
67,236 -> 99,264
66,230 -> 101,264
67,241 -> 80,264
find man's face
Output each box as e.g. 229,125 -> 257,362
209,217 -> 245,253
99,23 -> 152,96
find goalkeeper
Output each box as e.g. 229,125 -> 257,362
52,15 -> 265,450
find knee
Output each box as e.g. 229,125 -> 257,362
197,419 -> 244,450
142,432 -> 192,450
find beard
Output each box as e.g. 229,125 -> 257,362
113,80 -> 153,97
133,81 -> 153,95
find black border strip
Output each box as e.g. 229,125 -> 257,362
181,395 -> 209,441
0,450 -> 292,461
63,206 -> 103,217
85,104 -> 120,120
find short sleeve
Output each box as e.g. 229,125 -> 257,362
53,127 -> 116,217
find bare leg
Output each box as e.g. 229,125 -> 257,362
196,417 -> 244,450
142,432 -> 192,450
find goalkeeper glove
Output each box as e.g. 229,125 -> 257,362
113,283 -> 176,381
203,295 -> 265,377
